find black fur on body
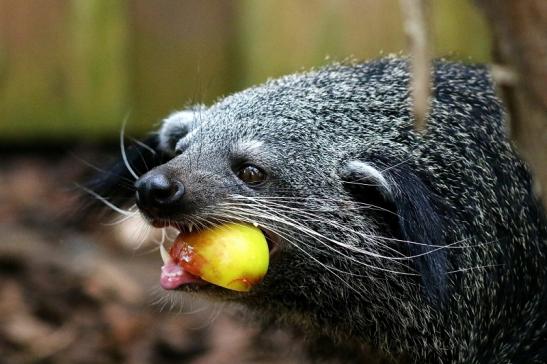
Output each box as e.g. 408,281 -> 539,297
89,58 -> 547,363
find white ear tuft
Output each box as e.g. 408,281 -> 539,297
158,109 -> 202,154
345,160 -> 393,195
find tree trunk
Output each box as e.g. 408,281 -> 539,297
476,0 -> 547,208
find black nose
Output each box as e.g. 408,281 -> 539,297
135,172 -> 184,211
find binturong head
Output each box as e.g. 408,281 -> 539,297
91,60 -> 466,358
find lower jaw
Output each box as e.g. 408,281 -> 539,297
160,260 -> 206,290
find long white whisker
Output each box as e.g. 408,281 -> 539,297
104,205 -> 140,226
378,157 -> 413,173
240,198 -> 477,256
226,198 -> 406,256
213,204 -> 415,276
234,195 -> 396,214
76,184 -> 134,216
445,264 -> 501,274
228,199 -> 482,266
229,196 -> 476,249
129,136 -> 157,155
202,210 -> 368,298
224,201 -> 407,264
120,113 -> 139,180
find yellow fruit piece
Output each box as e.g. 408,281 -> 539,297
169,223 -> 269,292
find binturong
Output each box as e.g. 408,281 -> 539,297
88,58 -> 547,363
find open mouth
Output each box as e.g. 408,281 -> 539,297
155,220 -> 279,292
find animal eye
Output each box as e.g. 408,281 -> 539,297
237,165 -> 266,185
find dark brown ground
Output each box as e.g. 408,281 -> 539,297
0,149 -> 305,364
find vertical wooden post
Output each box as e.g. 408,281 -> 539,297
399,0 -> 432,132
476,0 -> 547,207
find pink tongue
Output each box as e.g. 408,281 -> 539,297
160,261 -> 202,290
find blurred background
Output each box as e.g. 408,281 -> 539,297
0,1 -> 494,363
0,0 -> 491,141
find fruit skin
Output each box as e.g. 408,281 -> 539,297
169,223 -> 269,292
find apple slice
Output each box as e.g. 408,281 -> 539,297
169,223 -> 269,292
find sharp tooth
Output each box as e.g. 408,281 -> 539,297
188,223 -> 193,232
160,244 -> 171,265
252,221 -> 259,227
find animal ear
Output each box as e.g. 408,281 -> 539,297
84,106 -> 205,211
340,160 -> 448,305
158,106 -> 205,155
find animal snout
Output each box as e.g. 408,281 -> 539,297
135,172 -> 184,215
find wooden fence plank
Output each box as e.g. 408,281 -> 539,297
0,0 -> 491,141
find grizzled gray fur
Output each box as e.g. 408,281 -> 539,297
93,58 -> 547,363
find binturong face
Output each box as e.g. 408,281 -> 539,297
93,65 -> 449,344
137,104 -> 375,305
